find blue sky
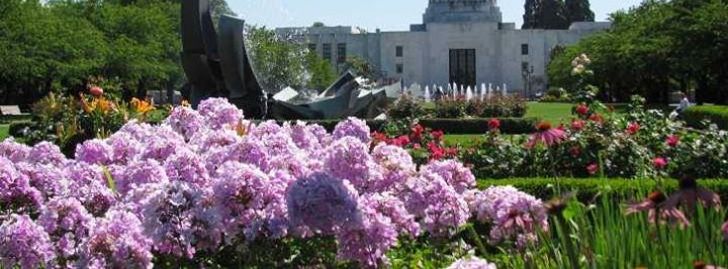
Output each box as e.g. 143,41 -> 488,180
230,0 -> 644,31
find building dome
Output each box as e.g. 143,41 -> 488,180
423,0 -> 502,24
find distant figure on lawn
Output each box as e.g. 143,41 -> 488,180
671,92 -> 691,120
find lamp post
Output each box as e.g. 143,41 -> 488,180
522,64 -> 534,99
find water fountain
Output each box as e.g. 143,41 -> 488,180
424,86 -> 431,103
480,83 -> 486,101
466,86 -> 473,101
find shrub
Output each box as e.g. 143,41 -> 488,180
683,105 -> 728,130
387,94 -> 425,119
434,95 -> 527,118
434,97 -> 468,118
461,99 -> 728,179
540,88 -> 571,102
15,92 -> 166,156
0,100 -> 479,268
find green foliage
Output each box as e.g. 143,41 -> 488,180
247,26 -> 307,92
565,0 -> 594,23
683,105 -> 728,130
16,92 -> 166,156
433,96 -> 528,119
305,51 -> 337,91
387,95 -> 425,120
0,0 -> 186,104
540,88 -> 571,102
479,177 -> 728,209
417,118 -> 537,135
524,0 -> 593,29
548,0 -> 728,104
342,56 -> 379,81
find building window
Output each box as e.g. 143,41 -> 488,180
521,44 -> 529,55
522,62 -> 530,72
396,46 -> 404,57
308,43 -> 317,53
337,43 -> 347,63
322,43 -> 332,61
396,64 -> 404,74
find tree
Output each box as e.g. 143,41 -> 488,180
523,0 -> 539,29
305,52 -> 336,91
536,0 -> 569,29
247,26 -> 308,92
523,0 -> 594,29
342,56 -> 379,81
547,0 -> 728,104
565,0 -> 595,24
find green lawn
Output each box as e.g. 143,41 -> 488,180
444,134 -> 482,147
0,124 -> 8,140
525,102 -> 574,124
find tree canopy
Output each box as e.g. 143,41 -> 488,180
547,0 -> 728,104
0,0 -> 236,105
523,0 -> 594,29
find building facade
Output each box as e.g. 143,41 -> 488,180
275,0 -> 611,96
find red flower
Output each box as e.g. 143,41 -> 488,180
372,131 -> 389,144
588,113 -> 604,124
445,147 -> 458,157
427,142 -> 445,160
666,135 -> 680,147
570,119 -> 585,131
626,122 -> 641,135
89,86 -> 104,97
575,103 -> 589,116
392,135 -> 410,147
527,121 -> 566,148
653,157 -> 668,170
569,146 -> 581,157
431,130 -> 444,141
411,124 -> 425,141
488,118 -> 501,130
412,143 -> 421,150
587,163 -> 599,175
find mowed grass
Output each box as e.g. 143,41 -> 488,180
0,124 -> 9,140
525,102 -> 574,124
444,134 -> 482,147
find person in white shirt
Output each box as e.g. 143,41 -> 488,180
670,92 -> 691,120
676,92 -> 691,113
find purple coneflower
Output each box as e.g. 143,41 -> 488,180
662,176 -> 721,215
626,191 -> 690,227
526,121 -> 566,148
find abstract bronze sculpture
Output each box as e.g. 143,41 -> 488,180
180,0 -> 392,119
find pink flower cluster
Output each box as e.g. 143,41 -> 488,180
468,186 -> 549,248
447,256 -> 498,269
0,98 -> 487,268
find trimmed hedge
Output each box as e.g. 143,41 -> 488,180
683,105 -> 728,130
282,118 -> 538,135
479,178 -> 728,205
8,121 -> 32,138
418,118 -> 537,134
0,114 -> 32,124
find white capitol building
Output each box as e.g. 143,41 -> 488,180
276,0 -> 610,96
